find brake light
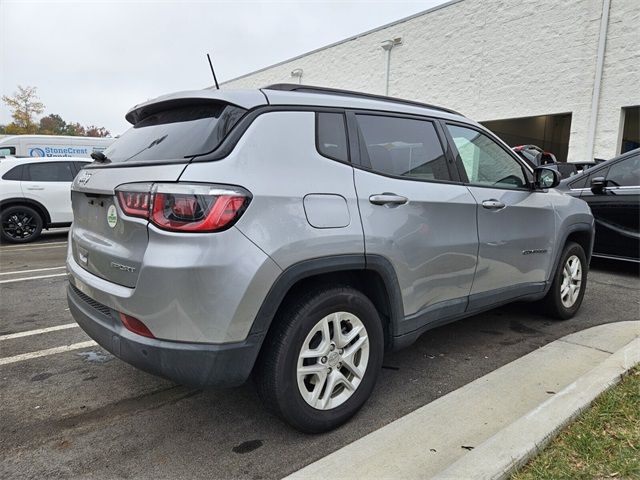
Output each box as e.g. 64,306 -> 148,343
119,312 -> 155,338
117,191 -> 151,218
115,183 -> 250,232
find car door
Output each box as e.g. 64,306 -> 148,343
349,112 -> 478,335
580,152 -> 640,260
21,161 -> 75,223
443,122 -> 556,307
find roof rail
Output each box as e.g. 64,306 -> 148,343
263,83 -> 464,116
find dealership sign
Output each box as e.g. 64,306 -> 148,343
29,146 -> 91,157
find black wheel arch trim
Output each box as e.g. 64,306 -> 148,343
248,253 -> 404,344
0,198 -> 51,225
545,222 -> 595,295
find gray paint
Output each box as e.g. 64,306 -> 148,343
66,86 -> 594,386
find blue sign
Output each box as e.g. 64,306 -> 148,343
29,146 -> 90,157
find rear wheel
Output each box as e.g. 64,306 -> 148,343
255,286 -> 384,433
540,242 -> 587,319
0,205 -> 43,243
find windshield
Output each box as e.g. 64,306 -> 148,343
102,103 -> 246,163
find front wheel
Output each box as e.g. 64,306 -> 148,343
0,205 -> 43,243
540,242 -> 588,320
255,286 -> 384,433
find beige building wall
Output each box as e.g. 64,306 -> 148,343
224,0 -> 640,162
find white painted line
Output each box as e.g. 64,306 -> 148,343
0,266 -> 65,276
0,273 -> 67,284
0,244 -> 67,253
0,241 -> 67,249
0,340 -> 97,366
0,323 -> 79,341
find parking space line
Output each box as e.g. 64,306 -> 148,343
0,241 -> 68,250
0,323 -> 79,341
0,273 -> 67,284
0,341 -> 97,366
0,244 -> 67,253
0,266 -> 65,276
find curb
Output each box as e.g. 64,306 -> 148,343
285,322 -> 640,480
433,336 -> 640,480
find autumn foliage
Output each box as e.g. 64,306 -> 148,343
1,85 -> 111,137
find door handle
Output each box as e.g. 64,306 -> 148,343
26,186 -> 44,191
481,199 -> 506,210
369,194 -> 408,206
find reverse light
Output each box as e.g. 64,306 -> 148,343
115,183 -> 251,232
117,191 -> 151,218
119,312 -> 155,338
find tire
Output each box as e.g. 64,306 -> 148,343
254,286 -> 384,433
540,241 -> 588,320
0,205 -> 43,243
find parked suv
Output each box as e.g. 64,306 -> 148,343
67,85 -> 594,432
1,156 -> 90,242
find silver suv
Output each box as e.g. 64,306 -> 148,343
67,84 -> 594,432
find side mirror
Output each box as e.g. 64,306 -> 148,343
534,167 -> 560,189
590,176 -> 606,194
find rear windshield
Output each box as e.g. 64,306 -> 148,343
102,103 -> 246,163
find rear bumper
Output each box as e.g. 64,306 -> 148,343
67,284 -> 263,388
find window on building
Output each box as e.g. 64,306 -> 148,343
355,114 -> 450,181
316,112 -> 349,162
620,106 -> 639,154
25,162 -> 75,182
481,113 -> 572,162
446,124 -> 527,190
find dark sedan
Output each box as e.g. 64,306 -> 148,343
556,148 -> 640,262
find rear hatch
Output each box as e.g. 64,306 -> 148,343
70,98 -> 251,287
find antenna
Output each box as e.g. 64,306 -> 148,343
206,53 -> 220,90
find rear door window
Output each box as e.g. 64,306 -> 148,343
355,114 -> 451,181
316,112 -> 349,162
2,165 -> 24,181
103,103 -> 246,163
25,162 -> 75,182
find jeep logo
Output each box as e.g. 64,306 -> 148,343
77,171 -> 92,185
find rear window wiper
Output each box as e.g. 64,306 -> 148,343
124,134 -> 169,162
91,151 -> 111,163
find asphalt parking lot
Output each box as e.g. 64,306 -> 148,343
1,231 -> 638,480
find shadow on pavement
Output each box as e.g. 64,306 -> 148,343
590,257 -> 639,277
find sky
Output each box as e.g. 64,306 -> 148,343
0,0 -> 447,136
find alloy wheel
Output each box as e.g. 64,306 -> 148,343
296,311 -> 370,410
560,254 -> 582,308
2,210 -> 38,241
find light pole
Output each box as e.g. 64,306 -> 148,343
291,68 -> 303,85
381,38 -> 402,96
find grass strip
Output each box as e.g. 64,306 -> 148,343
513,365 -> 639,480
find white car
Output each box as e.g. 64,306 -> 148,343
0,156 -> 90,242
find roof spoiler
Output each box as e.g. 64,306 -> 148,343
125,98 -> 226,125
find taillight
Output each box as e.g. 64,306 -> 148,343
117,191 -> 151,218
119,312 -> 155,338
115,183 -> 251,232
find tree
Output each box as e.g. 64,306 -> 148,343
64,122 -> 86,136
1,85 -> 111,137
85,125 -> 111,138
39,114 -> 67,135
1,86 -> 45,134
